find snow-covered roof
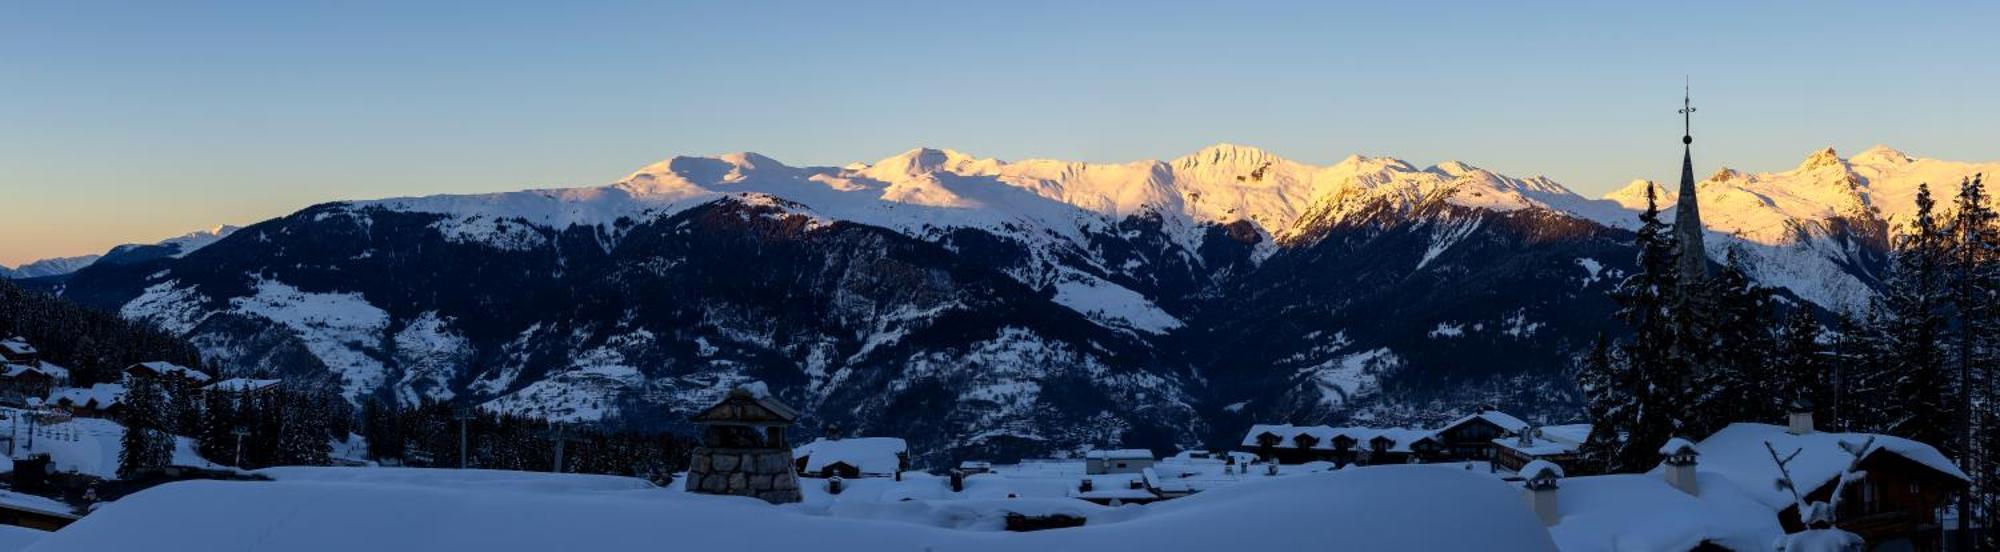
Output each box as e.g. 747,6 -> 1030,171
0,524 -> 47,552
0,338 -> 35,357
46,384 -> 127,409
1654,423 -> 1970,512
32,465 -> 1558,552
2,361 -> 68,381
1239,424 -> 1436,451
1536,424 -> 1595,445
205,378 -> 282,393
127,361 -> 211,383
0,488 -> 75,521
1442,409 -> 1531,434
794,437 -> 907,475
1546,472 -> 1781,552
1494,425 -> 1592,457
1084,449 -> 1153,461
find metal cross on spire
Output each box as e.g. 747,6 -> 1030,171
1679,78 -> 1695,145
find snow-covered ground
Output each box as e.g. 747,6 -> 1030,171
24,464 -> 1556,552
1,408 -> 220,479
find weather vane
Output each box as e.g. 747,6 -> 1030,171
1679,78 -> 1695,145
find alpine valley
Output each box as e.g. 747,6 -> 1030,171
42,144 -> 1999,465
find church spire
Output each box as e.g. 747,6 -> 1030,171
1672,81 -> 1710,282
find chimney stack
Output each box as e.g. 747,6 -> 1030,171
1786,397 -> 1815,435
1659,437 -> 1700,496
1520,460 -> 1563,526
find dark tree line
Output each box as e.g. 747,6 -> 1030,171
1578,175 -> 1998,547
0,279 -> 204,386
358,397 -> 692,482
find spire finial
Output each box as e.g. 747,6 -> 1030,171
1679,78 -> 1695,145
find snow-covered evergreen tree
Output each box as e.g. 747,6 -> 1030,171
117,376 -> 176,478
1871,184 -> 1956,454
1773,308 -> 1830,417
1942,174 -> 1996,549
1687,251 -> 1778,435
1599,186 -> 1695,472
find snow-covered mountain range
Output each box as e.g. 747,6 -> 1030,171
51,144 -> 1994,463
5,225 -> 239,280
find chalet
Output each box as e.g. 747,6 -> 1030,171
123,361 -> 211,387
1669,415 -> 1969,548
0,488 -> 78,531
1,360 -> 69,401
1537,406 -> 1969,551
46,384 -> 128,418
0,337 -> 37,364
684,387 -> 804,504
1240,424 -> 1442,466
1492,423 -> 1594,474
1432,408 -> 1530,461
792,436 -> 909,479
1083,449 -> 1155,475
204,378 -> 282,399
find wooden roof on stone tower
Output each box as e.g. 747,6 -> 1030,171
690,387 -> 800,425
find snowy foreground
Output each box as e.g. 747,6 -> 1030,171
19,465 -> 1556,552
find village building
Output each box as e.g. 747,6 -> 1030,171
123,361 -> 212,387
0,488 -> 78,532
1535,404 -> 1969,551
45,383 -> 127,418
792,436 -> 908,479
1432,408 -> 1531,460
1083,449 -> 1155,475
1492,423 -> 1594,474
683,387 -> 803,504
0,338 -> 38,365
0,360 -> 69,403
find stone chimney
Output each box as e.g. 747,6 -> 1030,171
1520,460 -> 1563,526
1787,397 -> 1815,435
1659,437 -> 1700,496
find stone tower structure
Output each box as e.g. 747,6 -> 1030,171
684,387 -> 803,504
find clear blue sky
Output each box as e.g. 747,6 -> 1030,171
4,0 -> 1996,265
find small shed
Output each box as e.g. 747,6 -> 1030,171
684,387 -> 803,504
1085,449 -> 1155,475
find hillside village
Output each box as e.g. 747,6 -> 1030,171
0,331 -> 1976,552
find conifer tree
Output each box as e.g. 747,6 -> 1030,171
1873,183 -> 1955,453
1600,185 -> 1693,472
1773,308 -> 1830,417
1686,252 -> 1777,434
117,377 -> 176,478
1943,174 -> 1995,548
196,390 -> 242,464
1574,332 -> 1625,475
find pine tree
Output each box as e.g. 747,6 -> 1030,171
1602,185 -> 1694,472
1942,174 -> 1996,548
1686,252 -> 1777,435
1574,332 -> 1625,475
117,377 -> 176,478
275,390 -> 332,466
196,390 -> 243,465
1873,183 -> 1955,453
1773,308 -> 1831,417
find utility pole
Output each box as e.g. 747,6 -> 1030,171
232,425 -> 249,467
453,405 -> 473,469
549,422 -> 566,474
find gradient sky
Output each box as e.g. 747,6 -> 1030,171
4,1 -> 1997,266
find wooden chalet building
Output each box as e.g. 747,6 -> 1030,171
1431,408 -> 1530,461
0,338 -> 38,365
0,361 -> 68,402
0,489 -> 78,531
45,383 -> 127,418
124,361 -> 212,387
1491,424 -> 1594,474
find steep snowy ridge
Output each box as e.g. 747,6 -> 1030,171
0,255 -> 101,279
1596,146 -> 1998,309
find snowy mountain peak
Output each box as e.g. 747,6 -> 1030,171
1173,143 -> 1286,171
1797,147 -> 1847,172
1851,145 -> 1913,166
861,147 -> 997,178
